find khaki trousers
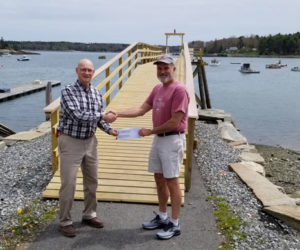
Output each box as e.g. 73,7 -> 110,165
58,134 -> 98,227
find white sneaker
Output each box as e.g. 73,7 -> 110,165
156,222 -> 181,240
142,212 -> 169,230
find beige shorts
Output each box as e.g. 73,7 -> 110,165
148,133 -> 186,178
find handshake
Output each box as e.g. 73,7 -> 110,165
102,110 -> 117,123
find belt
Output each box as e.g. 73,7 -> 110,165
157,131 -> 184,137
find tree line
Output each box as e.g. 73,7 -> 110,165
189,32 -> 300,55
0,39 -> 130,52
2,32 -> 300,55
0,38 -> 181,53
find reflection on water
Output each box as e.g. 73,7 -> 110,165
0,52 -> 300,151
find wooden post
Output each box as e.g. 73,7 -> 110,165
119,57 -> 123,89
45,82 -> 52,120
105,67 -> 111,105
50,109 -> 59,173
185,118 -> 196,191
128,50 -> 132,77
166,35 -> 169,54
135,45 -> 138,68
142,44 -> 146,64
201,65 -> 211,108
197,64 -> 207,109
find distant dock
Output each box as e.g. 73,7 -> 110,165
0,80 -> 61,103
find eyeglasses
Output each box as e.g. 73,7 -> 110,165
79,68 -> 94,73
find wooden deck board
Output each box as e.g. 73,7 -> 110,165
43,61 -> 186,204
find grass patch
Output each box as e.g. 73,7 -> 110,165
208,196 -> 247,250
0,199 -> 58,250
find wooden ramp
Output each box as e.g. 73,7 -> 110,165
43,61 -> 186,204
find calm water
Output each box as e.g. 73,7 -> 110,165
0,52 -> 300,151
0,51 -> 118,132
203,56 -> 300,151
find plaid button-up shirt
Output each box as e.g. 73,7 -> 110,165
58,80 -> 111,139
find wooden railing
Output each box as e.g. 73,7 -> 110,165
180,43 -> 199,191
43,42 -> 162,173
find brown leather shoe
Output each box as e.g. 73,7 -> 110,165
82,217 -> 104,228
60,225 -> 76,237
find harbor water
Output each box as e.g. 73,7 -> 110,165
0,52 -> 300,151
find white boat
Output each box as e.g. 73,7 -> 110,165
209,58 -> 220,66
291,66 -> 300,72
239,63 -> 260,74
17,56 -> 30,61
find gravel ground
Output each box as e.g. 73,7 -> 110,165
0,134 -> 57,236
1,122 -> 300,249
195,121 -> 300,249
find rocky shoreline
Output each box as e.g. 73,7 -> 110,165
255,144 -> 300,196
194,121 -> 300,249
0,121 -> 300,249
0,49 -> 40,55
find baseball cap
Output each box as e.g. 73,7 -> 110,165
153,54 -> 175,65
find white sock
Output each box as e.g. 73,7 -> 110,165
158,211 -> 168,220
170,218 -> 179,226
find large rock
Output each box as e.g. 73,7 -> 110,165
36,121 -> 51,133
264,205 -> 300,231
218,121 -> 247,144
3,131 -> 44,141
198,109 -> 232,122
229,163 -> 296,207
234,144 -> 258,153
0,141 -> 7,150
239,161 -> 266,176
240,152 -> 265,164
289,191 -> 300,199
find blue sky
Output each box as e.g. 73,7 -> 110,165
1,0 -> 299,46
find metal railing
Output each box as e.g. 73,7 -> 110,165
43,42 -> 162,174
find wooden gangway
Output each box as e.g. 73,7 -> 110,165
0,80 -> 60,103
43,42 -> 198,204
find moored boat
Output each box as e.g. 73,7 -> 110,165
291,66 -> 300,72
209,58 -> 220,66
239,63 -> 260,74
266,60 -> 287,69
17,56 -> 30,61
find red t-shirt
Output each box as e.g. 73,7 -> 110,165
146,81 -> 190,131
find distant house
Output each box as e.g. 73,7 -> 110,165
226,47 -> 238,53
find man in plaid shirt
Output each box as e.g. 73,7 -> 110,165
57,59 -> 117,237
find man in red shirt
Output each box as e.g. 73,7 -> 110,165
115,54 -> 190,240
